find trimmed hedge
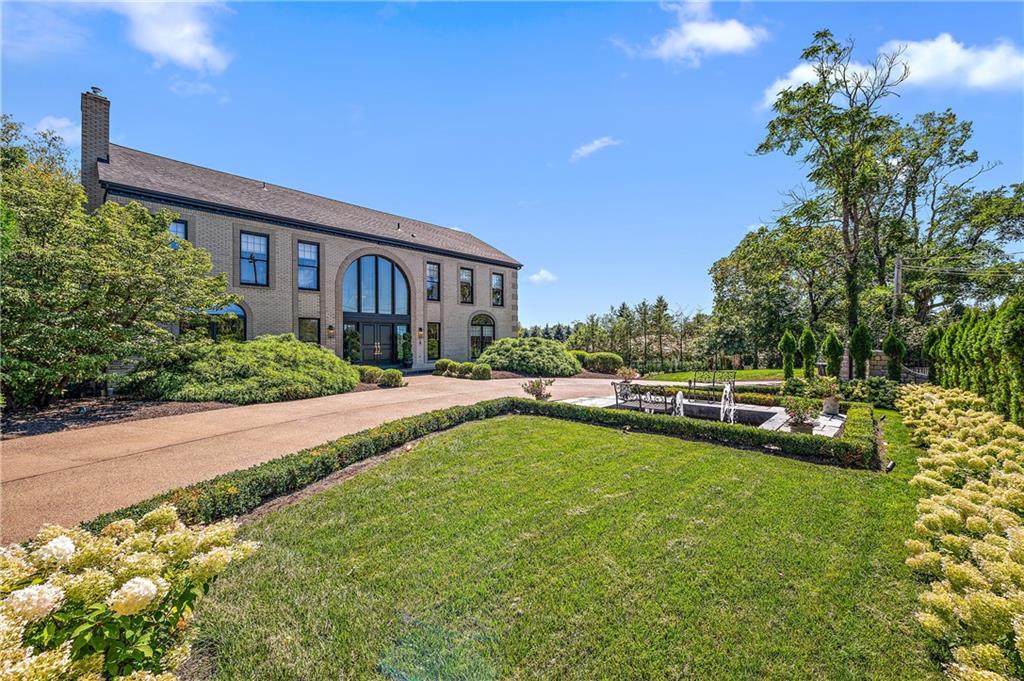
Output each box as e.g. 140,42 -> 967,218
569,350 -> 590,366
85,398 -> 879,531
433,359 -> 454,375
471,363 -> 491,380
476,337 -> 581,377
378,368 -> 404,388
584,352 -> 624,374
358,365 -> 383,384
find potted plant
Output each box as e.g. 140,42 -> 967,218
616,366 -> 639,383
780,395 -> 819,434
807,377 -> 843,416
400,332 -> 413,369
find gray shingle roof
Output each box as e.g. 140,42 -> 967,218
98,144 -> 521,267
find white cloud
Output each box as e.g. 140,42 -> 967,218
108,1 -> 231,73
34,116 -> 82,147
882,34 -> 1024,89
619,1 -> 768,67
169,77 -> 217,97
762,33 -> 1023,109
528,269 -> 558,284
570,136 -> 622,163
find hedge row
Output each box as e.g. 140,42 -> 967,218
926,294 -> 1024,425
85,398 -> 879,531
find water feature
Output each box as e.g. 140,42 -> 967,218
720,383 -> 736,424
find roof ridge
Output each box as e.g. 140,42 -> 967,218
109,143 -> 489,244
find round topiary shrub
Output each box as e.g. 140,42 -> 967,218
569,350 -> 590,366
433,358 -> 454,376
378,368 -> 404,388
471,363 -> 491,380
584,352 -> 624,374
476,337 -> 581,377
882,329 -> 907,382
458,361 -> 475,377
361,366 -> 383,384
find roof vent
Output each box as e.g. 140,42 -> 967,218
90,86 -> 103,95
395,221 -> 401,231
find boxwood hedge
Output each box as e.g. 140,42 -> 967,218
84,398 -> 879,532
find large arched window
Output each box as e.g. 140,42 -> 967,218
342,255 -> 409,316
206,304 -> 246,342
470,313 -> 495,358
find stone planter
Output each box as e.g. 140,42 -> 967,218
823,396 -> 840,416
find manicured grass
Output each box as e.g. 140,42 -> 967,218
646,368 -> 786,382
192,413 -> 937,680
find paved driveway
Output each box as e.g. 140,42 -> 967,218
1,376 -> 617,542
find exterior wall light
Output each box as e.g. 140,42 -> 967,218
327,325 -> 336,339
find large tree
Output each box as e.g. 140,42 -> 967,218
1,117 -> 235,407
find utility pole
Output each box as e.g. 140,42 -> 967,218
892,255 -> 903,325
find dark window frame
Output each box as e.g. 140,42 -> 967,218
427,321 -> 441,360
342,255 -> 411,316
298,317 -> 320,344
469,313 -> 495,359
490,272 -> 505,307
239,230 -> 270,287
297,240 -> 320,291
169,219 -> 188,242
426,262 -> 441,302
459,267 -> 474,304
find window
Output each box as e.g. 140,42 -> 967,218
341,255 -> 411,315
396,324 -> 411,363
297,241 -> 319,290
426,262 -> 440,301
206,304 -> 245,342
169,220 -> 188,247
240,231 -> 269,286
459,267 -> 474,304
470,314 -> 494,359
342,322 -> 359,361
491,273 -> 504,307
298,317 -> 320,343
427,322 -> 441,360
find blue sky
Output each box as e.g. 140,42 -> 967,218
4,1 -> 1022,326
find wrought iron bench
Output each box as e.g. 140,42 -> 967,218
612,382 -> 679,415
686,370 -> 736,399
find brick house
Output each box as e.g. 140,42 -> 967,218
80,89 -> 521,370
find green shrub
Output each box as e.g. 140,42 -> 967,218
113,334 -> 359,405
584,352 -> 624,374
471,363 -> 491,380
882,329 -> 907,382
822,330 -> 844,378
781,377 -> 808,396
799,325 -> 818,379
842,377 -> 898,409
433,358 -> 454,376
778,330 -> 797,380
360,366 -> 383,384
477,337 -> 581,377
569,350 -> 590,366
849,324 -> 872,380
86,397 -> 879,533
457,361 -> 475,377
378,368 -> 404,388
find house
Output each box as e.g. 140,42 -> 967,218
80,89 -> 521,369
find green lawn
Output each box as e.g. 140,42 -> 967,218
191,414 -> 937,680
645,368 -> 786,382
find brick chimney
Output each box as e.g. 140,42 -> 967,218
81,87 -> 109,212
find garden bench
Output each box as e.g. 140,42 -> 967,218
612,382 -> 678,415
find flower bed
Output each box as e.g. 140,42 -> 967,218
899,384 -> 1024,681
1,506 -> 255,680
87,398 -> 880,534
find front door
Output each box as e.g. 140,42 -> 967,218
360,323 -> 394,364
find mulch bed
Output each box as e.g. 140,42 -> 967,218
1,398 -> 232,440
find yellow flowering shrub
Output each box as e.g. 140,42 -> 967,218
899,385 -> 1024,680
0,505 -> 257,680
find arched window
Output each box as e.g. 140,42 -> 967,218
470,313 -> 495,358
207,304 -> 246,342
342,255 -> 409,316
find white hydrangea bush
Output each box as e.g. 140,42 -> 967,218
0,505 -> 257,680
899,385 -> 1024,681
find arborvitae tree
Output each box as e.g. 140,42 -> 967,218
882,329 -> 907,382
849,323 -> 872,379
636,300 -> 651,369
821,330 -> 843,378
778,329 -> 797,380
798,325 -> 818,378
922,325 -> 943,383
652,296 -> 671,370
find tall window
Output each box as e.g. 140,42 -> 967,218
206,304 -> 245,342
459,267 -> 474,304
341,255 -> 410,315
297,241 -> 319,290
470,314 -> 494,359
298,317 -> 320,343
240,231 -> 269,286
491,273 -> 504,307
427,322 -> 441,360
169,220 -> 188,246
426,262 -> 440,301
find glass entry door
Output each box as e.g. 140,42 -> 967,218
360,323 -> 394,364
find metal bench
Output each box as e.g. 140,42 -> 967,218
612,382 -> 678,415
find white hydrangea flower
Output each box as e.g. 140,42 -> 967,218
34,536 -> 75,564
106,577 -> 159,616
3,583 -> 64,622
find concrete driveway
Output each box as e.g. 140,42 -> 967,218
1,376 -> 617,543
